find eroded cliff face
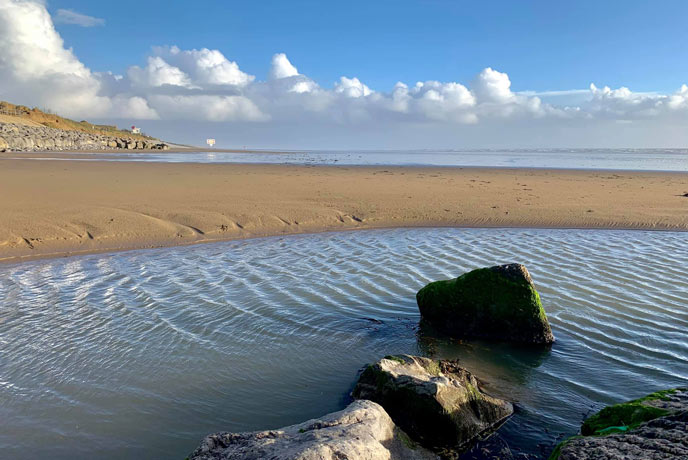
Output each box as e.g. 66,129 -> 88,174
0,122 -> 169,152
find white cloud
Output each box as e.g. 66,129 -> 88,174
667,84 -> 688,110
289,80 -> 317,93
586,83 -> 688,119
54,8 -> 104,27
472,67 -> 515,103
155,46 -> 254,87
128,56 -> 192,88
269,53 -> 299,80
335,76 -> 373,98
408,81 -> 477,122
147,95 -> 267,122
0,0 -> 156,119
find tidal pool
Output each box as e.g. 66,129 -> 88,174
1,228 -> 686,459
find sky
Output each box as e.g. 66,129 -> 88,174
1,0 -> 688,148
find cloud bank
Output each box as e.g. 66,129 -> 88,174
1,0 -> 687,147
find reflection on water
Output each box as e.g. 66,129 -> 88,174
6,148 -> 688,171
0,228 -> 686,459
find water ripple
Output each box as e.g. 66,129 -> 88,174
0,228 -> 686,460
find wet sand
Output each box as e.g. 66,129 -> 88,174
1,158 -> 686,262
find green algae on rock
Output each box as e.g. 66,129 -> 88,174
416,263 -> 554,345
581,388 -> 685,436
549,387 -> 688,460
352,355 -> 513,457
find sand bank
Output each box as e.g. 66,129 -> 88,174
1,158 -> 686,262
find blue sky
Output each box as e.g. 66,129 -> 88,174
51,0 -> 688,94
1,0 -> 687,148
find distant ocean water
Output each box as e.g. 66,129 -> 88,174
1,228 -> 686,459
8,148 -> 688,171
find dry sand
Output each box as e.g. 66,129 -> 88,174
1,157 -> 686,262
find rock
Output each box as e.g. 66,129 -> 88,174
42,137 -> 55,150
0,122 -> 165,152
557,411 -> 688,460
416,263 -> 554,345
351,355 -> 513,457
551,388 -> 688,460
188,399 -> 438,460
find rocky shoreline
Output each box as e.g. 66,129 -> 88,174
0,122 -> 169,152
188,264 -> 546,459
186,263 -> 686,459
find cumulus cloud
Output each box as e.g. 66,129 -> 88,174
1,0 -> 688,136
269,53 -> 299,80
54,8 -> 104,27
586,83 -> 688,119
153,46 -> 254,87
128,56 -> 193,88
472,67 -> 514,103
407,81 -> 477,122
667,85 -> 688,110
0,0 -> 156,119
334,77 -> 373,98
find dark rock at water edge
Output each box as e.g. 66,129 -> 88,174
416,264 -> 554,345
352,355 -> 513,458
188,399 -> 438,460
551,387 -> 688,460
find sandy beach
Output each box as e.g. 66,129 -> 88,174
1,157 -> 686,262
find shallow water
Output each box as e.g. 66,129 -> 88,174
8,148 -> 688,171
0,228 -> 686,459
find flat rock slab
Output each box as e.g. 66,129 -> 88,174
188,399 -> 438,460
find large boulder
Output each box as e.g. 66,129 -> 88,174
188,399 -> 437,460
551,388 -> 688,460
416,263 -> 554,345
352,355 -> 513,457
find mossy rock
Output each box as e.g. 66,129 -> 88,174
352,355 -> 513,456
580,388 -> 682,435
548,387 -> 688,460
416,264 -> 554,345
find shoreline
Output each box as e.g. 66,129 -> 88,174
1,159 -> 686,264
3,223 -> 687,266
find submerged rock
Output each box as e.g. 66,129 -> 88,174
351,355 -> 513,457
416,263 -> 554,345
551,387 -> 688,460
188,399 -> 438,460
